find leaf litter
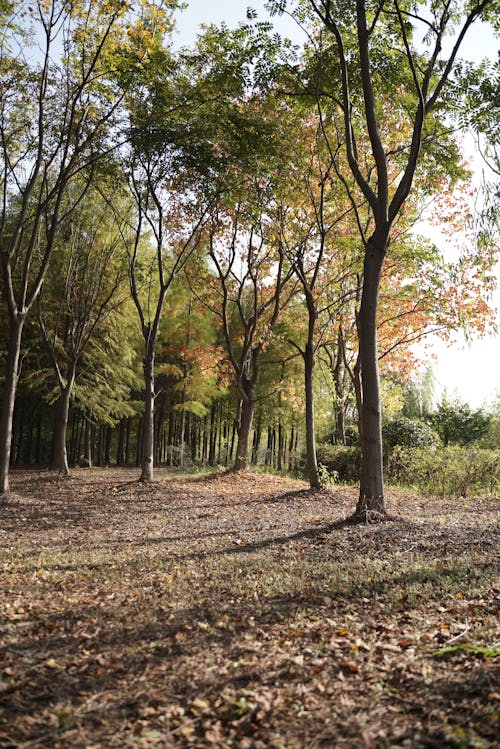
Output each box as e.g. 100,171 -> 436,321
0,468 -> 498,748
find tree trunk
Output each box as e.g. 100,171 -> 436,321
354,239 -> 386,518
252,408 -> 262,465
52,382 -> 73,475
84,413 -> 93,468
304,343 -> 321,489
0,317 -> 24,495
333,329 -> 347,445
69,409 -> 78,465
116,420 -> 125,466
209,401 -> 217,466
140,346 -> 155,482
234,390 -> 255,470
104,425 -> 112,466
125,418 -> 131,465
277,422 -> 284,472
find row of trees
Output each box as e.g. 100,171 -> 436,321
1,0 -> 498,518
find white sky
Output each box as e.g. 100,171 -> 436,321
177,1 -> 500,409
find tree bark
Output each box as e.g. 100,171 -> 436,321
140,345 -> 155,482
354,238 -> 387,518
234,388 -> 255,470
252,408 -> 262,465
333,328 -> 346,445
84,414 -> 93,468
52,382 -> 73,475
0,317 -> 24,495
304,342 -> 321,489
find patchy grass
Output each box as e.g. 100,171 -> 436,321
0,468 -> 499,748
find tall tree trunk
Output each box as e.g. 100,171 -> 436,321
116,420 -> 125,466
179,404 -> 186,469
354,240 -> 386,518
277,422 -> 284,472
0,317 -> 24,495
104,426 -> 112,466
289,425 -> 295,471
125,418 -> 131,465
209,401 -> 217,466
334,328 -> 347,445
84,413 -> 93,468
141,346 -> 155,482
229,420 -> 236,462
234,389 -> 255,470
52,381 -> 74,475
68,409 -> 78,465
304,342 -> 321,489
252,408 -> 262,465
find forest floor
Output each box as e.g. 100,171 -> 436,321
0,468 -> 499,749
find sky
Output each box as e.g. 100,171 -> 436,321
176,1 -> 500,409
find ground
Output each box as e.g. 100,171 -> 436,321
0,468 -> 499,749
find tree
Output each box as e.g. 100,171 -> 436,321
36,183 -> 130,474
111,11 -> 298,482
202,186 -> 293,470
0,0 -> 133,496
274,0 -> 495,519
429,395 -> 490,446
280,115 -> 359,487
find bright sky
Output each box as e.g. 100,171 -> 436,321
177,1 -> 500,409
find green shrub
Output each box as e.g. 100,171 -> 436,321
383,417 -> 439,451
315,443 -> 361,484
386,445 -> 499,496
429,397 -> 490,446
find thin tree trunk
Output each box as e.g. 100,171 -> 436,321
141,346 -> 155,482
25,415 -> 34,465
84,413 -> 93,468
277,422 -> 284,472
229,420 -> 236,462
69,409 -> 78,465
52,382 -> 73,475
104,425 -> 112,466
179,404 -> 186,468
202,416 -> 208,465
288,425 -> 295,471
125,418 -> 131,465
0,318 -> 24,495
304,343 -> 321,489
209,402 -> 217,466
116,420 -> 125,466
355,240 -> 386,518
334,328 -> 347,445
216,405 -> 222,464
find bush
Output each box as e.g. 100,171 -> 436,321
315,443 -> 361,484
383,417 -> 439,451
429,397 -> 490,446
386,445 -> 499,496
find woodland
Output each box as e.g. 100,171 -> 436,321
0,0 -> 499,746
